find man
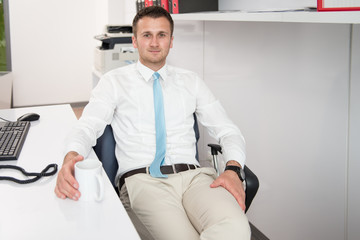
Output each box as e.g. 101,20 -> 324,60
55,6 -> 250,240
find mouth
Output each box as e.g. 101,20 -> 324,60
149,49 -> 160,53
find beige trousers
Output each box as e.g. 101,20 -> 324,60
119,167 -> 250,240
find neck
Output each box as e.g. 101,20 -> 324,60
139,59 -> 165,72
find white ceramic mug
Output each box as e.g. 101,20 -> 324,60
75,159 -> 104,202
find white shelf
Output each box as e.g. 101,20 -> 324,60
171,11 -> 360,24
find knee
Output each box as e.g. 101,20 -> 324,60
198,204 -> 251,239
225,214 -> 251,239
200,213 -> 251,240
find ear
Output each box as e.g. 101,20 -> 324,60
132,35 -> 138,48
170,35 -> 174,49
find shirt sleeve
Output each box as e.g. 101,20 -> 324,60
194,75 -> 246,168
63,74 -> 117,158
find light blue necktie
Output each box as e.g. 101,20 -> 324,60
149,72 -> 167,178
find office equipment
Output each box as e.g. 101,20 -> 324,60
136,0 -> 140,12
154,0 -> 161,7
171,0 -> 178,13
145,0 -> 153,8
94,25 -> 138,74
317,0 -> 360,11
0,121 -> 30,160
161,0 -> 169,11
137,0 -> 162,12
0,163 -> 57,184
0,104 -> 140,240
17,112 -> 40,122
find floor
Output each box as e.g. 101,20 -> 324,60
70,105 -> 268,240
250,222 -> 269,240
72,106 -> 84,119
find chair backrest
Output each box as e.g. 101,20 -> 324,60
93,124 -> 118,188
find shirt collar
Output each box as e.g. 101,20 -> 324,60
136,61 -> 168,82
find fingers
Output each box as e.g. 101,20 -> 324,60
239,200 -> 246,212
232,188 -> 246,211
54,154 -> 84,201
210,178 -> 221,188
73,154 -> 84,164
228,184 -> 246,211
54,185 -> 66,199
55,166 -> 80,200
210,171 -> 246,211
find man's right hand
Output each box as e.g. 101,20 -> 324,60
54,151 -> 84,200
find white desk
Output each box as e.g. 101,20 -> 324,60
0,104 -> 140,240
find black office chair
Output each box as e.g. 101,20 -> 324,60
93,115 -> 259,212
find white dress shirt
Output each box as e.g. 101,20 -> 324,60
65,61 -> 246,182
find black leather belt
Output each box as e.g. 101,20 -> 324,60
119,164 -> 199,189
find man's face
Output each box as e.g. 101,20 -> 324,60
132,16 -> 173,71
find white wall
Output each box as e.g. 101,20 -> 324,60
9,0 -> 136,107
347,24 -> 360,240
0,72 -> 12,108
168,20 -> 358,240
206,21 -> 349,240
9,0 -> 97,107
108,0 -> 136,25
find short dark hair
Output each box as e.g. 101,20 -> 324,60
132,6 -> 174,37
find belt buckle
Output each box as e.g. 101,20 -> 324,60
171,164 -> 177,174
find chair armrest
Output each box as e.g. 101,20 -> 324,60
207,144 -> 259,212
243,165 -> 259,212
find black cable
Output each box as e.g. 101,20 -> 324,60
0,164 -> 58,184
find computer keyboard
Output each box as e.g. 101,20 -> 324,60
0,121 -> 30,160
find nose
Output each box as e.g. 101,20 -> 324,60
150,36 -> 159,47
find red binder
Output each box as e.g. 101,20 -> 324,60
317,0 -> 360,11
161,0 -> 169,12
172,0 -> 179,14
145,0 -> 153,8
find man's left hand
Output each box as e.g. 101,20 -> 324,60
210,163 -> 246,211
